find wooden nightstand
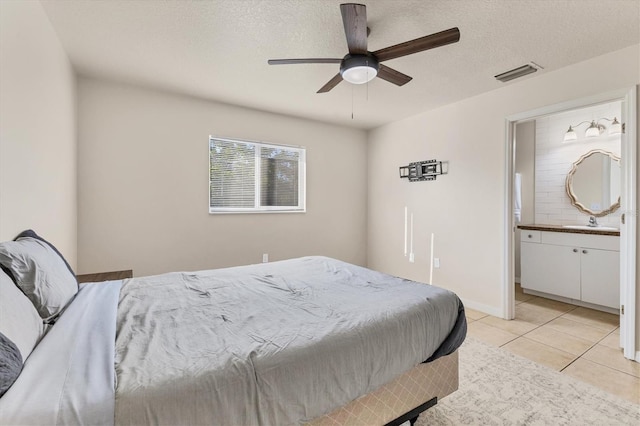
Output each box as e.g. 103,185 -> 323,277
77,269 -> 133,283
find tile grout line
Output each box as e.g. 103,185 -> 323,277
516,301 -> 629,379
559,309 -> 621,333
495,306 -> 573,349
521,305 -> 622,371
471,299 -> 620,360
505,305 -> 581,357
486,304 -> 611,369
559,340 -> 601,372
563,329 -> 640,379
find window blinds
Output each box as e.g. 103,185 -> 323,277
209,137 -> 305,213
260,147 -> 299,207
209,139 -> 255,208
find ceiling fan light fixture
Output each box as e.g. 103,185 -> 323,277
342,66 -> 378,84
340,54 -> 379,85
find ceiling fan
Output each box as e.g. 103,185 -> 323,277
268,3 -> 460,93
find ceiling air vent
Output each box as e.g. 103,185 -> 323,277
494,64 -> 538,82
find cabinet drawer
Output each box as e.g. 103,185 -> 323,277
521,230 -> 541,243
542,231 -> 619,251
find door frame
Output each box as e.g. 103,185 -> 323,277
503,87 -> 637,361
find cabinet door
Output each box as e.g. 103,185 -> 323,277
521,242 -> 581,299
581,249 -> 620,309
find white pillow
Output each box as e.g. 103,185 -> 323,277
0,237 -> 78,321
0,269 -> 44,361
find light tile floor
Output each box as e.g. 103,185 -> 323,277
466,284 -> 640,404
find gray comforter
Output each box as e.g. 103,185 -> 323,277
114,256 -> 465,425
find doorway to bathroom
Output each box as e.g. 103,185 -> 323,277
504,87 -> 637,361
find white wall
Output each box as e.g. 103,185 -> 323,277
514,120 -> 535,280
535,101 -> 621,227
367,45 -> 639,318
77,78 -> 367,276
0,1 -> 77,266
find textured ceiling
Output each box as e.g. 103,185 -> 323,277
40,0 -> 640,130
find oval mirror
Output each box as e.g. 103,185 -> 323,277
565,149 -> 620,217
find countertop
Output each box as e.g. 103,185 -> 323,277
517,224 -> 620,237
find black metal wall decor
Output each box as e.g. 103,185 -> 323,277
399,159 -> 445,182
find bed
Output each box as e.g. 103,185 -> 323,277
0,231 -> 466,426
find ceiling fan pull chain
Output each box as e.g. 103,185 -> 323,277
367,74 -> 369,101
351,84 -> 354,119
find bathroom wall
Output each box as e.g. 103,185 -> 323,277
534,101 -> 622,228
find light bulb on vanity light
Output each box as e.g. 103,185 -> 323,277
563,125 -> 577,142
609,117 -> 622,135
584,121 -> 602,138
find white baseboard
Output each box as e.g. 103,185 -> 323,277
522,288 -> 618,315
459,297 -> 503,318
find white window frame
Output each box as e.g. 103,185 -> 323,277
209,136 -> 306,214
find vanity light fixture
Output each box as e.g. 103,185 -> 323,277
563,117 -> 623,142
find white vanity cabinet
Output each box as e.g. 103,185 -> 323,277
520,229 -> 619,311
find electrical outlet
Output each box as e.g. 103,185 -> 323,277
434,258 -> 440,268
262,253 -> 269,263
409,253 -> 415,263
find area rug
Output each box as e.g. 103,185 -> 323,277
417,337 -> 639,425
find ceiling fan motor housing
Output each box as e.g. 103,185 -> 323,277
340,53 -> 380,84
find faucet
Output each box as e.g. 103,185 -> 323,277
588,216 -> 598,227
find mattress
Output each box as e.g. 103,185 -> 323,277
114,256 -> 465,425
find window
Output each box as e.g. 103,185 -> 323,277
209,137 -> 306,213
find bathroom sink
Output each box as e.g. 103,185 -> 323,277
562,225 -> 619,231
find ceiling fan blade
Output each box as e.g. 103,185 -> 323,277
340,3 -> 368,55
317,73 -> 343,93
373,27 -> 460,62
268,58 -> 342,65
377,64 -> 412,86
